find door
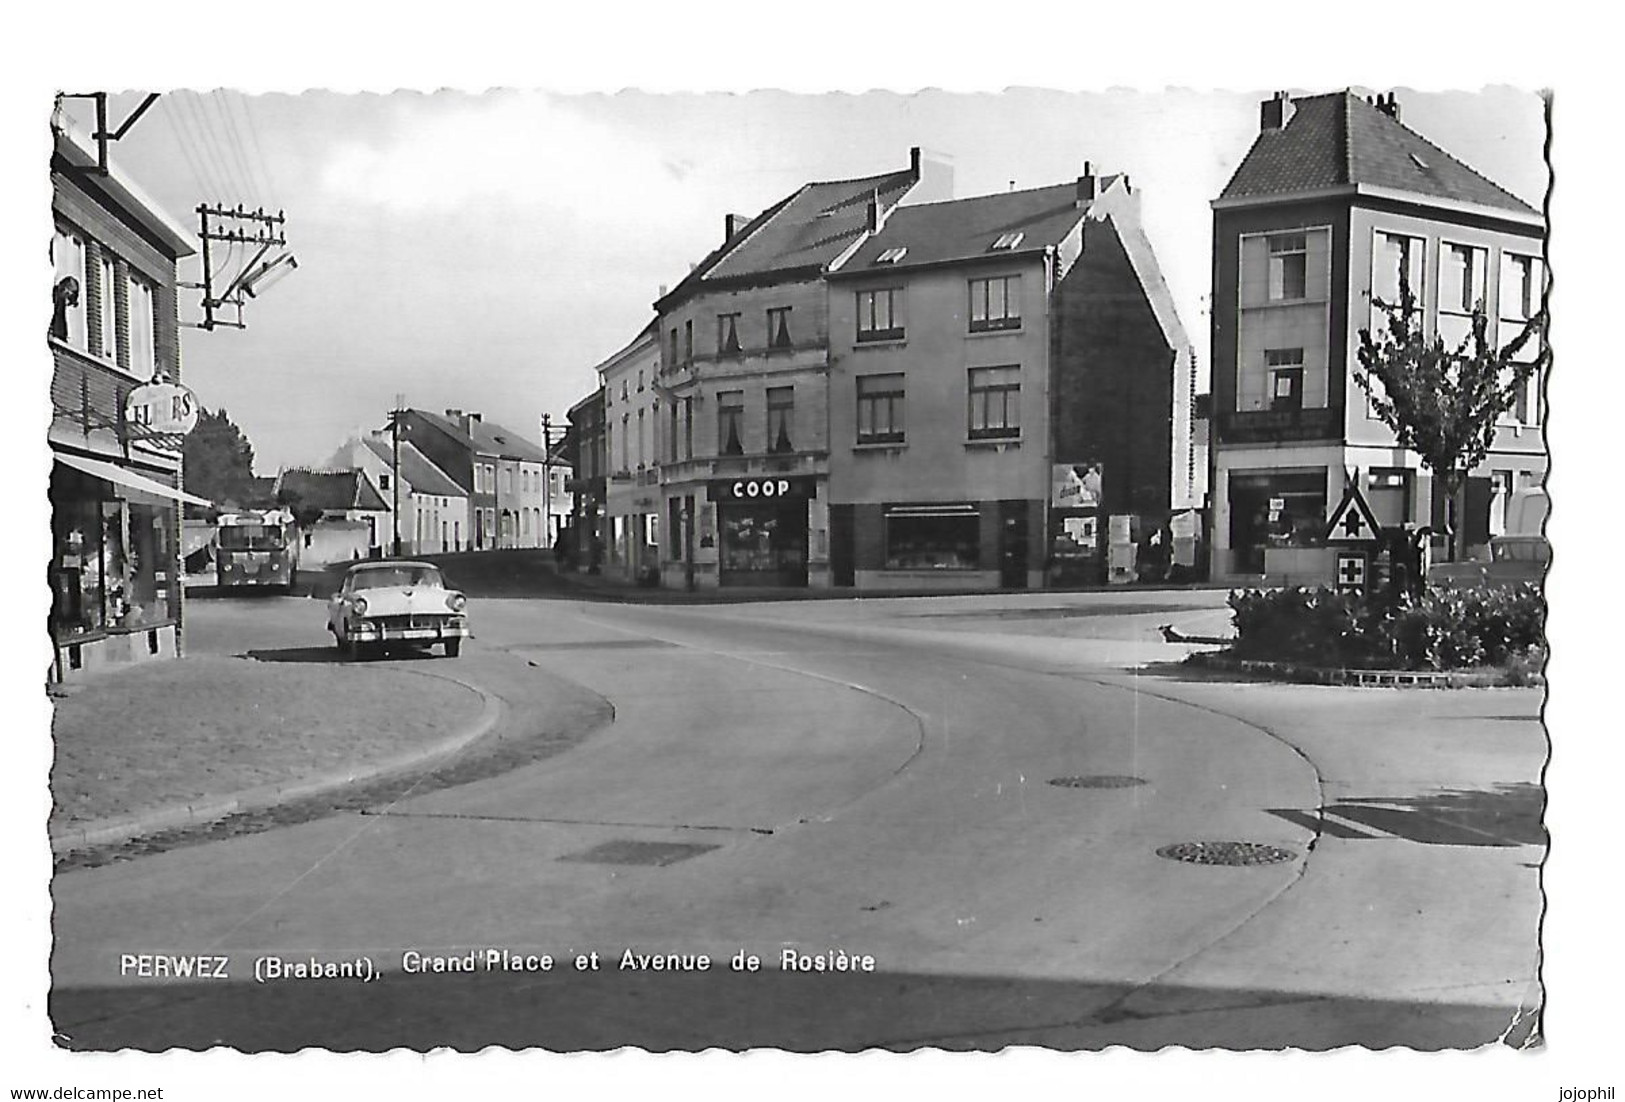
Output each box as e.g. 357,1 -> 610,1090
999,500 -> 1029,588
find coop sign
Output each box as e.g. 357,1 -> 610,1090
125,381 -> 200,437
708,476 -> 816,502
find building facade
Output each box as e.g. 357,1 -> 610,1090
598,321 -> 662,581
48,121 -> 207,681
327,434 -> 470,554
565,389 -> 606,570
653,152 -> 923,588
1209,91 -> 1546,584
826,171 -> 1193,591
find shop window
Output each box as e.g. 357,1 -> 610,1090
767,306 -> 793,350
884,505 -> 980,570
51,227 -> 87,347
856,289 -> 904,342
767,386 -> 794,453
718,390 -> 745,456
1268,234 -> 1307,302
1367,467 -> 1412,529
968,365 -> 1020,439
857,373 -> 905,444
720,501 -> 806,575
969,276 -> 1021,332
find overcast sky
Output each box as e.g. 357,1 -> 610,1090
54,87 -> 1546,474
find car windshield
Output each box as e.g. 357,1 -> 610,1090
351,566 -> 444,590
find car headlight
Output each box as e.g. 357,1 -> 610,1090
446,593 -> 467,612
353,596 -> 369,616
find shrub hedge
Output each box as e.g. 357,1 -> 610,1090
1227,583 -> 1545,671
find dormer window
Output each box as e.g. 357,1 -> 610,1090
874,247 -> 908,265
989,232 -> 1024,251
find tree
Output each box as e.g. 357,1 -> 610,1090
181,407 -> 258,515
1354,278 -> 1548,560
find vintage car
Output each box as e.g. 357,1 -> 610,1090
326,561 -> 469,658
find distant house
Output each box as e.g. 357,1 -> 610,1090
395,408 -> 557,551
329,434 -> 471,554
273,467 -> 389,565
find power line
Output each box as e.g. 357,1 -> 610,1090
230,93 -> 278,203
211,90 -> 260,206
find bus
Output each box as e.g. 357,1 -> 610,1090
215,508 -> 298,593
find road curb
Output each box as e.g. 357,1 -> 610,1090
48,663 -> 506,858
1185,650 -> 1541,689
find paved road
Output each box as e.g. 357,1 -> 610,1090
49,590 -> 1544,1050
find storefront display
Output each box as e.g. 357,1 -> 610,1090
884,504 -> 980,570
708,477 -> 814,586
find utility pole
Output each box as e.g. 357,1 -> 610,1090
391,395 -> 404,557
540,413 -> 552,548
185,205 -> 292,331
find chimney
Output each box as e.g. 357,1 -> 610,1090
1260,90 -> 1295,131
866,188 -> 880,233
901,148 -> 954,205
723,212 -> 751,242
1075,161 -> 1096,207
1376,91 -> 1402,122
469,412 -> 481,423
445,408 -> 462,421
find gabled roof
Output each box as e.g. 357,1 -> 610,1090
276,468 -> 389,512
833,178 -> 1122,274
465,418 -> 550,464
1219,91 -> 1538,215
360,438 -> 467,498
405,409 -> 478,449
658,164 -> 919,308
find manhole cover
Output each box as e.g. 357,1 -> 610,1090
1049,775 -> 1147,789
559,840 -> 719,867
1156,841 -> 1299,866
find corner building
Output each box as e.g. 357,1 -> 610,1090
653,153 -> 923,588
1209,91 -> 1546,583
826,171 -> 1194,590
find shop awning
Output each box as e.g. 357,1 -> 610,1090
53,451 -> 213,508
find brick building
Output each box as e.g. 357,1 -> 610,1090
48,120 -> 207,680
1209,91 -> 1546,583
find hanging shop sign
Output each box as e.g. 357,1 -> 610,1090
708,476 -> 817,502
124,381 -> 200,440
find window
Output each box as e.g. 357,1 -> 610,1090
856,289 -> 904,342
718,390 -> 745,455
683,397 -> 694,459
683,320 -> 693,364
51,227 -> 87,348
95,251 -> 116,359
621,414 -> 630,470
669,401 -> 680,462
884,504 -> 980,570
1498,251 -> 1545,426
989,232 -> 1024,251
637,408 -> 646,468
379,472 -> 392,493
638,369 -> 645,392
967,366 -> 1021,438
969,276 -> 1021,332
874,247 -> 908,264
857,373 -> 905,444
1441,242 -> 1488,314
1266,348 -> 1304,411
127,274 -> 157,377
1373,231 -> 1424,312
718,312 -> 742,356
767,386 -> 794,453
767,306 -> 792,349
1267,234 -> 1308,301
669,328 -> 679,370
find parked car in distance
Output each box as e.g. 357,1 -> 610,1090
326,561 -> 469,659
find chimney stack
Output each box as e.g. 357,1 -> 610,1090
1076,161 -> 1096,206
866,188 -> 880,233
1260,90 -> 1295,131
909,146 -> 921,177
1376,91 -> 1402,122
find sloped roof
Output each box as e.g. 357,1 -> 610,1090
276,468 -> 389,512
360,438 -> 467,498
658,164 -> 918,307
1220,92 -> 1537,214
834,178 -> 1121,273
465,418 -> 550,464
406,409 -> 478,448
